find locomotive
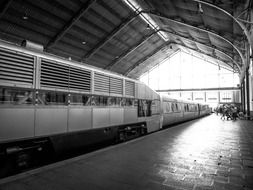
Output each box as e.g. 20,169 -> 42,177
0,40 -> 210,175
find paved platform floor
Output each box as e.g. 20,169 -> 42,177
1,115 -> 253,190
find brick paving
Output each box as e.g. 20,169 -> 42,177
0,114 -> 253,190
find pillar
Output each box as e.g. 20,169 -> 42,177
241,81 -> 245,113
246,68 -> 250,118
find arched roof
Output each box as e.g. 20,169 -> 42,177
0,0 -> 251,79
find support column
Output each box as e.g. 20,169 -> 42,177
240,82 -> 243,111
250,49 -> 253,116
241,81 -> 245,113
246,68 -> 250,119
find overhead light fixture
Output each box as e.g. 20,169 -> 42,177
22,13 -> 28,20
123,0 -> 169,41
198,3 -> 204,14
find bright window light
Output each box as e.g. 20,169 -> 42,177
140,51 -> 239,91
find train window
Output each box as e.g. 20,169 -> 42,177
91,96 -> 97,106
189,104 -> 197,112
108,97 -> 121,107
147,100 -> 152,116
168,102 -> 172,112
125,98 -> 134,107
163,102 -> 171,113
91,96 -> 108,106
101,96 -> 108,106
188,104 -> 191,111
189,104 -> 194,112
69,94 -> 90,106
138,100 -> 144,117
134,99 -> 138,107
121,98 -> 126,106
184,104 -> 189,112
171,103 -> 176,112
175,103 -> 180,112
138,100 -> 152,117
172,103 -> 181,112
0,87 -> 34,105
37,91 -> 67,105
151,100 -> 160,115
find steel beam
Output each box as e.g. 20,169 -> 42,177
83,12 -> 141,60
46,0 -> 96,49
130,51 -> 174,78
125,42 -> 172,76
174,43 -> 237,72
107,27 -> 239,73
0,0 -> 13,19
156,87 -> 241,92
181,50 -> 235,73
192,0 -> 253,84
143,10 -> 245,68
105,31 -> 158,70
193,0 -> 252,47
125,41 -> 237,77
159,29 -> 241,71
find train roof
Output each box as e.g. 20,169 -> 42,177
0,40 -> 139,84
160,93 -> 209,106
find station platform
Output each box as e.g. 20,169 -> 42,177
0,115 -> 253,190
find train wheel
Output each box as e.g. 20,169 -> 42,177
119,132 -> 126,142
0,156 -> 15,178
140,128 -> 146,136
16,152 -> 31,169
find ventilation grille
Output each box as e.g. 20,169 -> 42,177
41,59 -> 69,88
41,59 -> 91,91
125,80 -> 135,96
94,73 -> 109,93
0,48 -> 34,85
110,77 -> 123,95
69,67 -> 91,91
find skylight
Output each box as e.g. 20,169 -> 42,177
123,0 -> 169,41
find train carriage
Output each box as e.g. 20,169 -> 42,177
0,40 -> 210,176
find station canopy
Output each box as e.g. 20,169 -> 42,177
0,0 -> 251,79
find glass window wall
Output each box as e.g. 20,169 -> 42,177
140,51 -> 239,90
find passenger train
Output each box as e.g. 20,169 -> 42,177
0,40 -> 210,174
